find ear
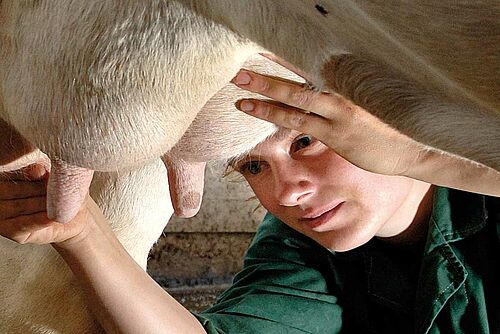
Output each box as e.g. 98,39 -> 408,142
161,154 -> 206,218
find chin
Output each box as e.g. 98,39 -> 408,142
319,225 -> 377,252
324,241 -> 362,253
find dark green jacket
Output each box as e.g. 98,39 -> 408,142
195,188 -> 499,333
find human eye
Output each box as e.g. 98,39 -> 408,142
239,160 -> 263,175
292,134 -> 316,152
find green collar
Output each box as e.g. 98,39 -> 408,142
426,187 -> 488,254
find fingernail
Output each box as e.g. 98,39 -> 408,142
233,72 -> 251,85
240,100 -> 255,112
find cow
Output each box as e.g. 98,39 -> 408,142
0,50 -> 301,332
0,1 -> 498,332
1,1 -> 497,225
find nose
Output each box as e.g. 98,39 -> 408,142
273,161 -> 314,207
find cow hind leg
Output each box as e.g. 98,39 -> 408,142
321,54 -> 500,171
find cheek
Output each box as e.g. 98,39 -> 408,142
249,179 -> 275,210
355,175 -> 414,221
319,159 -> 414,224
375,176 -> 414,202
247,175 -> 291,222
311,150 -> 358,184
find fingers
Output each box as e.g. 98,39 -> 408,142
0,211 -> 54,244
23,163 -> 49,181
0,163 -> 52,243
232,70 -> 333,118
232,68 -> 363,146
0,163 -> 72,245
0,163 -> 48,182
236,99 -> 332,141
0,196 -> 46,220
0,181 -> 46,200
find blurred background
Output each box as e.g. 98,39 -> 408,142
147,161 -> 266,312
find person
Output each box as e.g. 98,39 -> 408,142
1,60 -> 499,333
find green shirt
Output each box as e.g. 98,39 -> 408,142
194,188 -> 499,333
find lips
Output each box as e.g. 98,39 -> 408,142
298,202 -> 344,230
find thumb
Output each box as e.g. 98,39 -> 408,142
23,163 -> 50,181
0,163 -> 49,182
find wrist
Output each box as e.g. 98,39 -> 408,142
52,216 -> 96,254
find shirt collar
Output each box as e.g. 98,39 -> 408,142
425,187 -> 488,254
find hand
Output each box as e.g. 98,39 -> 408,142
0,164 -> 98,246
231,62 -> 423,177
231,59 -> 500,196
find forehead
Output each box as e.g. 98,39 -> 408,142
251,127 -> 294,152
227,127 -> 294,166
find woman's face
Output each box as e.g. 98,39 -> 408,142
234,129 -> 432,251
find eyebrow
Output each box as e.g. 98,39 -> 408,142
273,127 -> 293,140
226,155 -> 244,169
227,152 -> 262,169
225,127 -> 293,169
